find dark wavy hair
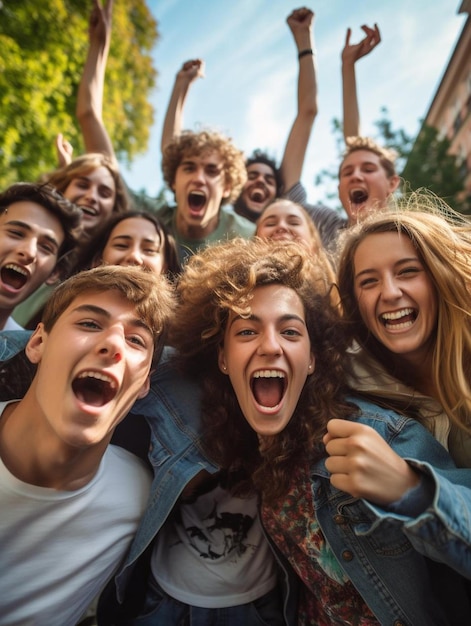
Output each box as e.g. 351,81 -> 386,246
171,238 -> 355,504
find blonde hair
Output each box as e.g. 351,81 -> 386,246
256,198 -> 337,289
337,194 -> 471,431
43,153 -> 131,214
340,136 -> 397,179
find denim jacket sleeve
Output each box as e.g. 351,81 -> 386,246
364,459 -> 471,579
350,398 -> 471,580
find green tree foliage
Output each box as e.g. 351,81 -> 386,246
0,0 -> 158,189
315,107 -> 468,213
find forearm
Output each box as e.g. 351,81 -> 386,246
161,76 -> 192,152
76,39 -> 115,158
280,26 -> 317,191
342,60 -> 360,139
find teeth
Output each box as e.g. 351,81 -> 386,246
4,264 -> 28,276
381,308 -> 414,321
252,370 -> 285,379
190,191 -> 205,197
78,371 -> 117,387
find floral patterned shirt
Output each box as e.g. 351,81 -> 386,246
261,461 -> 379,625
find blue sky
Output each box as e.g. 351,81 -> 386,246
123,0 -> 467,207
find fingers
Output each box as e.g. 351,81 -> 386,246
344,27 -> 352,47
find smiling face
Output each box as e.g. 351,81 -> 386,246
26,289 -> 153,448
219,284 -> 314,440
256,200 -> 316,252
64,166 -> 116,234
173,150 -> 230,239
338,150 -> 399,223
240,163 -> 277,216
101,217 -> 165,274
353,231 -> 438,368
0,201 -> 64,321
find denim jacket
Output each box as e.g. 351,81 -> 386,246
1,334 -> 470,622
311,397 -> 471,624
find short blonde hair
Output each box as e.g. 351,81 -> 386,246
340,136 -> 397,179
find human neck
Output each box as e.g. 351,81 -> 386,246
176,211 -> 219,241
0,394 -> 107,491
0,307 -> 13,330
391,352 -> 437,399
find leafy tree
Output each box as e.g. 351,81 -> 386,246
0,0 -> 158,189
315,107 -> 468,214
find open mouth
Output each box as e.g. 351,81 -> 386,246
188,191 -> 206,213
380,308 -> 417,329
1,264 -> 28,290
251,370 -> 286,408
78,204 -> 98,218
72,371 -> 118,407
349,189 -> 369,206
249,188 -> 266,204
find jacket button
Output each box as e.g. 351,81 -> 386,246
341,550 -> 353,561
393,622 -> 405,626
333,514 -> 345,524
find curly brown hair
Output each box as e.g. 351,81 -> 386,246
162,129 -> 247,205
171,238 -> 355,504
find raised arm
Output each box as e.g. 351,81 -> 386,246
160,59 -> 205,153
279,7 -> 317,194
76,0 -> 116,160
342,23 -> 381,140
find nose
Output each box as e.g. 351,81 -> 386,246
16,237 -> 37,263
83,186 -> 99,205
257,327 -> 282,357
381,274 -> 402,301
123,247 -> 144,267
274,221 -> 288,233
97,328 -> 124,363
350,167 -> 364,181
192,167 -> 205,185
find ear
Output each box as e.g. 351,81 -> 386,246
45,267 -> 62,286
218,345 -> 229,375
307,353 -> 315,376
388,175 -> 400,194
222,184 -> 231,200
25,323 -> 47,364
136,375 -> 150,399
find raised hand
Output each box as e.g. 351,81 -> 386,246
55,133 -> 73,167
177,59 -> 205,85
89,0 -> 113,48
342,23 -> 381,66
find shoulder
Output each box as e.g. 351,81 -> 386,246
105,445 -> 152,485
216,207 -> 255,238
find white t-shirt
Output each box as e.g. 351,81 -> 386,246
0,401 -> 152,626
3,316 -> 23,331
152,475 -> 277,608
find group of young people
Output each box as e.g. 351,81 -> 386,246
1,1 -> 471,625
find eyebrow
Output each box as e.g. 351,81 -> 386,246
229,312 -> 306,328
111,234 -> 159,245
72,304 -> 152,335
5,219 -> 59,250
354,257 -> 420,280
